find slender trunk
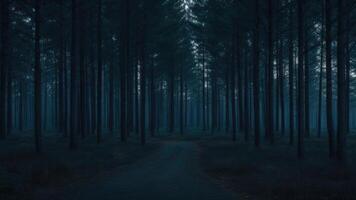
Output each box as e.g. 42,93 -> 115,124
79,2 -> 86,139
19,80 -> 24,131
135,52 -> 139,133
69,0 -> 78,150
202,48 -> 206,131
225,70 -> 229,133
109,48 -> 114,135
325,0 -> 334,158
58,0 -> 65,134
244,47 -> 249,140
318,1 -> 325,138
237,35 -> 243,132
278,40 -> 285,136
120,0 -> 130,142
168,71 -> 174,133
7,70 -> 12,135
180,66 -> 184,135
97,0 -> 102,143
304,26 -> 310,138
140,28 -> 146,145
34,0 -> 42,153
297,0 -> 305,159
231,48 -> 236,141
336,0 -> 347,161
288,0 -> 294,145
253,0 -> 260,147
266,0 -> 274,144
149,59 -> 155,137
0,0 -> 10,139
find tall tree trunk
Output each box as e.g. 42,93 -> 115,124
253,0 -> 260,147
79,1 -> 86,139
237,35 -> 243,133
34,0 -> 42,153
266,0 -> 274,144
140,27 -> 146,145
244,47 -> 249,140
7,70 -> 12,135
120,0 -> 130,142
0,0 -> 10,139
336,0 -> 347,161
135,52 -> 139,133
97,0 -> 102,143
318,0 -> 325,138
288,0 -> 294,145
58,0 -> 65,134
304,24 -> 310,138
168,70 -> 175,133
345,7 -> 350,134
19,80 -> 24,131
69,0 -> 78,150
180,66 -> 184,135
225,70 -> 229,133
297,0 -> 305,159
149,59 -> 156,137
231,34 -> 236,140
202,47 -> 206,131
325,0 -> 334,158
109,48 -> 114,135
278,39 -> 285,136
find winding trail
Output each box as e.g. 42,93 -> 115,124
38,141 -> 236,200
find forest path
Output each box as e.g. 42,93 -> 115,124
38,141 -> 236,200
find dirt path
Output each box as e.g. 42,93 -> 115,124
36,141 -> 236,200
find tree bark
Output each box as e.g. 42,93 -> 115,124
266,0 -> 274,144
253,0 -> 260,147
336,0 -> 347,161
69,0 -> 78,150
0,0 -> 10,139
34,0 -> 42,153
297,0 -> 305,159
325,0 -> 334,158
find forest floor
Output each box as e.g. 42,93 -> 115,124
0,132 -> 160,200
2,131 -> 356,200
198,132 -> 356,200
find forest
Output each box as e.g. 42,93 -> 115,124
0,0 -> 355,199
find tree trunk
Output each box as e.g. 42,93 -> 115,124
288,0 -> 294,145
180,66 -> 184,135
79,1 -> 86,139
0,0 -> 10,139
120,0 -> 130,142
168,71 -> 175,133
266,0 -> 274,144
325,0 -> 334,158
336,0 -> 347,161
253,0 -> 260,147
231,35 -> 236,140
69,0 -> 78,150
202,48 -> 206,131
244,47 -> 249,140
140,29 -> 146,145
97,0 -> 102,144
149,58 -> 156,137
109,48 -> 114,135
58,0 -> 65,134
304,25 -> 310,138
297,0 -> 305,159
34,0 -> 42,153
318,0 -> 325,138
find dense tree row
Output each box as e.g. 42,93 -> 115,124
0,0 -> 355,161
